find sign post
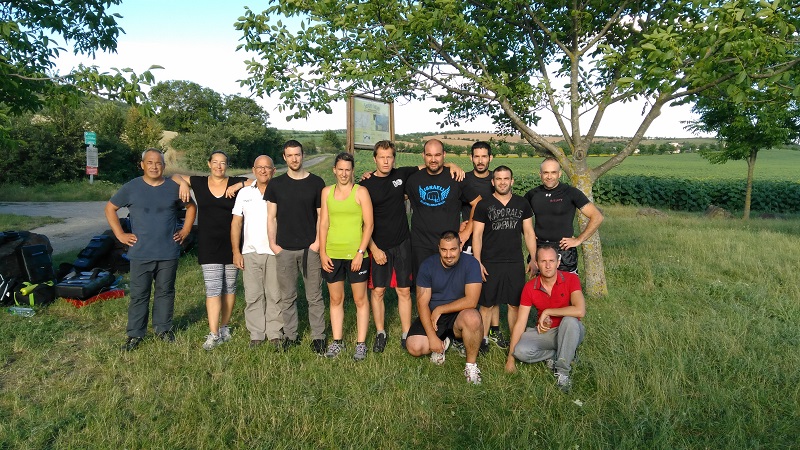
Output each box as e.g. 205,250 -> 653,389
84,132 -> 98,183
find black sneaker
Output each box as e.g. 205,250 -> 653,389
400,337 -> 407,350
479,338 -> 489,355
451,339 -> 466,358
311,338 -> 327,355
158,330 -> 176,342
373,331 -> 387,353
488,328 -> 509,349
121,336 -> 143,352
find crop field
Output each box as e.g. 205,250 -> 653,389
386,148 -> 800,182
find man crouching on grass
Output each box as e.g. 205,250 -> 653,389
506,246 -> 586,392
405,231 -> 484,384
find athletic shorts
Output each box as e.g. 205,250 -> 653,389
369,238 -> 413,289
407,311 -> 461,340
537,241 -> 579,273
322,258 -> 369,284
201,263 -> 238,297
411,246 -> 437,282
479,261 -> 525,307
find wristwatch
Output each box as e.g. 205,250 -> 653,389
357,249 -> 365,255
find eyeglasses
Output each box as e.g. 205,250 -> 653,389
254,166 -> 274,171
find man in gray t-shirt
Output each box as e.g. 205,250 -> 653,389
105,148 -> 196,351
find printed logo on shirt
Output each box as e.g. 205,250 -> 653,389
419,185 -> 451,207
392,179 -> 403,188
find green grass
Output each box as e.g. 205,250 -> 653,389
1,205 -> 798,448
0,214 -> 62,230
2,148 -> 797,202
387,147 -> 800,182
0,181 -> 121,202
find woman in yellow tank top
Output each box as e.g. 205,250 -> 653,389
319,153 -> 374,361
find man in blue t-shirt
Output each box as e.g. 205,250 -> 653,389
405,231 -> 484,384
105,148 -> 196,351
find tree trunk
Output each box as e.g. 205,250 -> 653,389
572,167 -> 608,297
743,149 -> 757,220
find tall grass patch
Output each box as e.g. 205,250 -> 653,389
1,209 -> 798,447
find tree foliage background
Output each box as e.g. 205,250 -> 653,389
236,0 -> 800,296
0,0 -> 159,141
147,81 -> 283,171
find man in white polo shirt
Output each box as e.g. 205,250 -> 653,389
231,155 -> 282,349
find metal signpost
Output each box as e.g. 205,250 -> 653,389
84,131 -> 98,183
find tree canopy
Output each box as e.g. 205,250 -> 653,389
1,0 -> 159,139
688,90 -> 800,219
236,0 -> 800,296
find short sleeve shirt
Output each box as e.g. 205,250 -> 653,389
232,180 -> 272,255
473,194 -> 533,263
190,175 -> 247,265
524,183 -> 590,242
109,177 -> 185,261
405,170 -> 478,251
417,253 -> 482,310
360,166 -> 419,249
519,271 -> 582,328
264,173 -> 325,250
460,171 -> 493,221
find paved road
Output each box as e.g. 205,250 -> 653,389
0,155 -> 332,255
0,202 -> 123,255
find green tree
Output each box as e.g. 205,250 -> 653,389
222,95 -> 284,165
1,1 -> 158,140
147,80 -> 224,133
236,0 -> 800,295
320,130 -> 344,153
688,94 -> 800,219
123,106 -> 164,155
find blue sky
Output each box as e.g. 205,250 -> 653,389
54,0 -> 699,137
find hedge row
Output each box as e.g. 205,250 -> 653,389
511,174 -> 800,213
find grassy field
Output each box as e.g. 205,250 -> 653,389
1,205 -> 798,448
0,214 -> 62,230
388,147 -> 800,182
2,149 -> 797,202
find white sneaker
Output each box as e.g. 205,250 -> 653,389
203,333 -> 221,351
464,363 -> 482,385
556,371 -> 572,392
430,337 -> 451,366
219,325 -> 232,342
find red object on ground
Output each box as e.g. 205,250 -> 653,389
62,289 -> 125,308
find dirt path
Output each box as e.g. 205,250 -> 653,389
0,155 -> 331,256
0,202 -> 124,255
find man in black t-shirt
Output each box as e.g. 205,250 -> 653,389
406,139 -> 481,281
524,158 -> 604,273
361,140 -> 464,351
460,141 -> 494,255
264,140 -> 327,354
473,166 -> 537,351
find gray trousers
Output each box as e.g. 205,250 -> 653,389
127,259 -> 179,338
513,316 -> 585,374
275,248 -> 326,341
242,252 -> 282,341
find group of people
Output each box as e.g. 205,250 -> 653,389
105,138 -> 603,390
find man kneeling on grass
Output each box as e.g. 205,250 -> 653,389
405,231 -> 484,384
505,246 -> 586,392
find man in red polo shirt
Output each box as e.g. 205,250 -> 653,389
505,246 -> 586,392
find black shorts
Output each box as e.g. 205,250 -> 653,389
322,258 -> 369,284
479,261 -> 525,307
407,311 -> 461,340
411,246 -> 437,282
369,238 -> 413,289
536,241 -> 579,273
